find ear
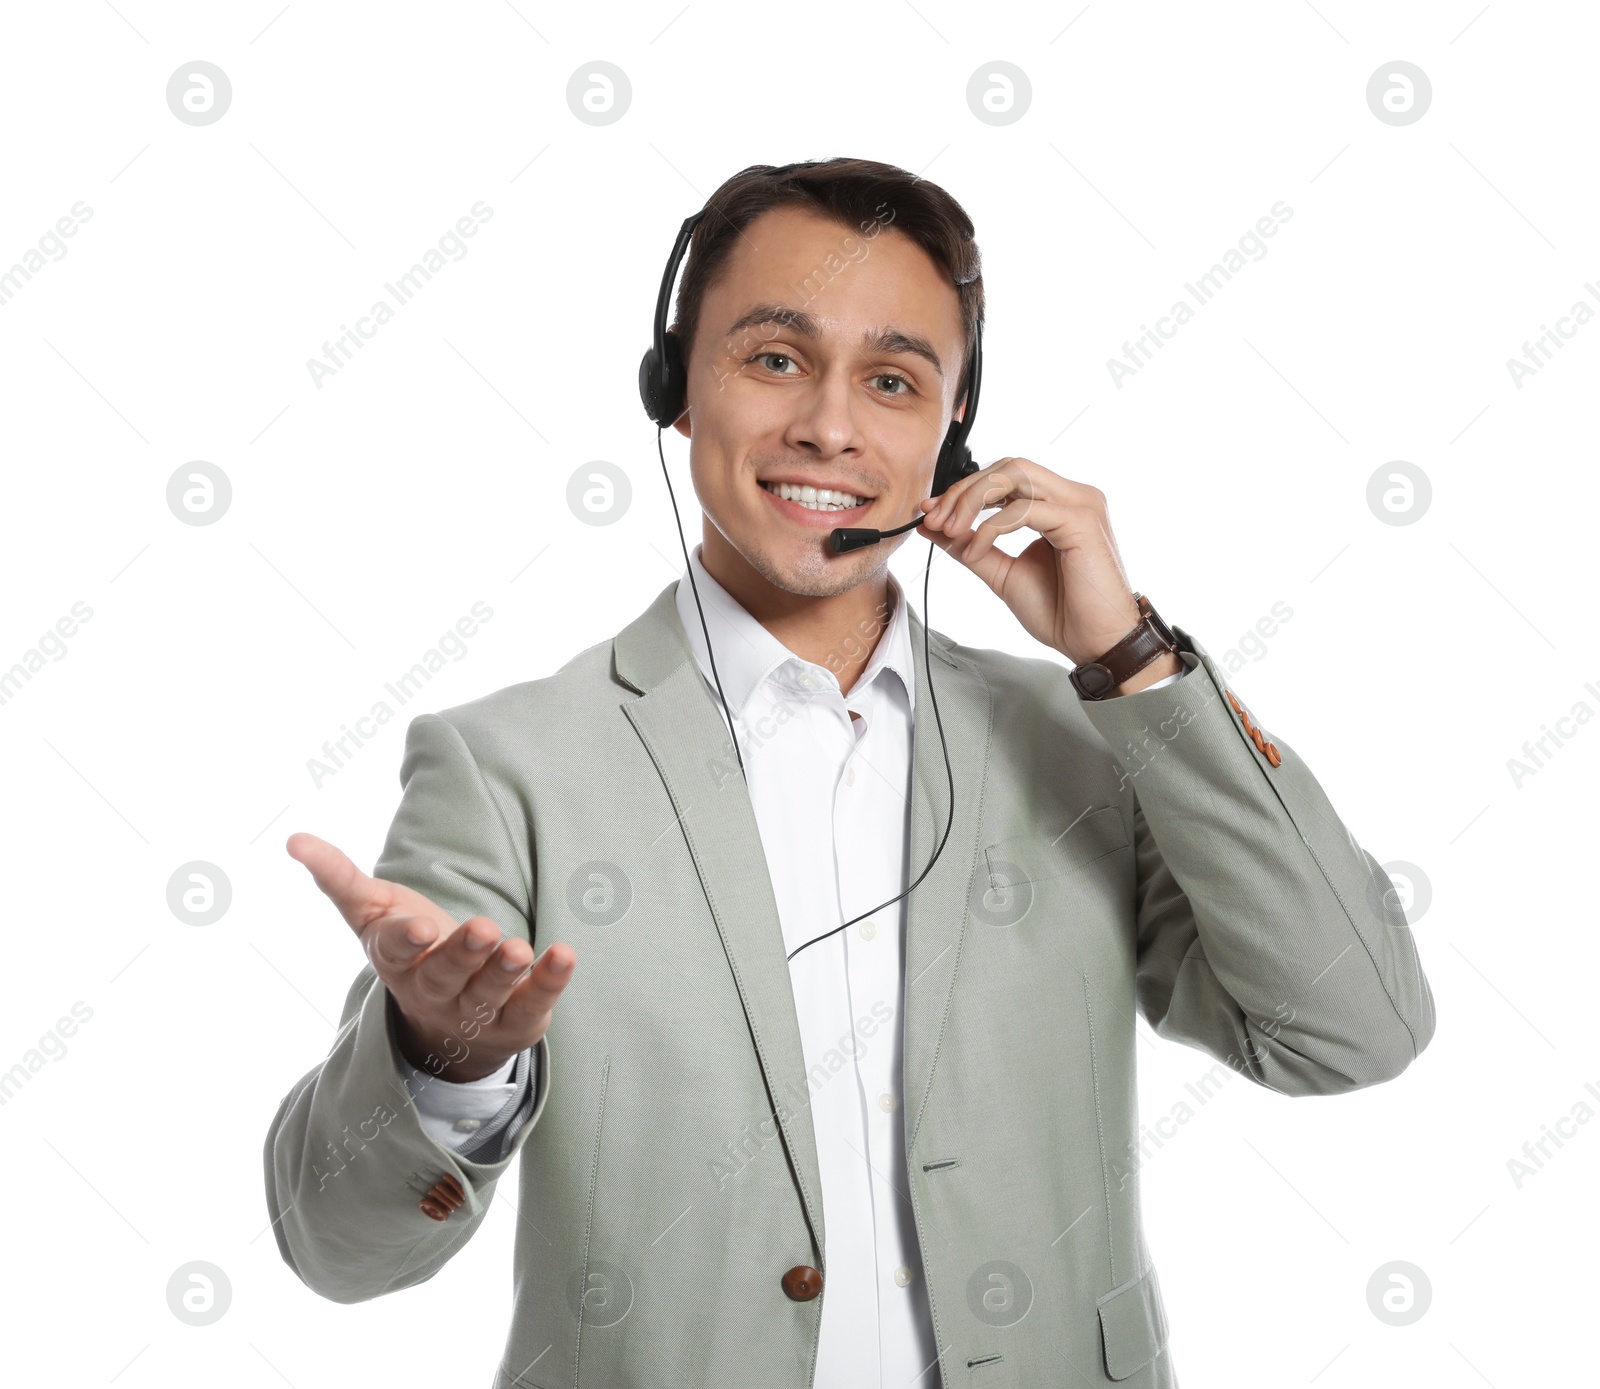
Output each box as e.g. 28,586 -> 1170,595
672,409 -> 691,439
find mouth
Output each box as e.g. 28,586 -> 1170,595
757,478 -> 875,528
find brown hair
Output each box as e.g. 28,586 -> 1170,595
670,157 -> 984,412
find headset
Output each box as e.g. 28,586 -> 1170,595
639,160 -> 983,962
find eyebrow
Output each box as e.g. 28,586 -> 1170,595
722,302 -> 945,378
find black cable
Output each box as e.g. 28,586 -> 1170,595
657,425 -> 747,784
784,540 -> 956,963
651,423 -> 958,966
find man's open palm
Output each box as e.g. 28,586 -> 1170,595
286,831 -> 574,1082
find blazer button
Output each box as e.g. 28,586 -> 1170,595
419,1172 -> 466,1221
782,1265 -> 824,1301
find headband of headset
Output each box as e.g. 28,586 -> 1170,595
637,161 -> 981,498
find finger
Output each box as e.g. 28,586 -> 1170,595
924,458 -> 1021,537
286,832 -> 381,935
917,456 -> 1002,528
928,459 -> 1103,538
957,498 -> 1138,627
405,915 -> 505,1007
459,933 -> 539,1018
364,912 -> 442,975
496,944 -> 578,1040
962,496 -> 1106,565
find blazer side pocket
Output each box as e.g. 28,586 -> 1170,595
1096,1261 -> 1170,1381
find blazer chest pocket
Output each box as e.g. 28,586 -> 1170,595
1096,1262 -> 1170,1381
971,806 -> 1129,928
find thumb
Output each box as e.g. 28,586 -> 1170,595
286,831 -> 379,932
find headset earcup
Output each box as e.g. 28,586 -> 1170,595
659,328 -> 687,426
638,346 -> 665,423
638,330 -> 688,427
930,436 -> 975,497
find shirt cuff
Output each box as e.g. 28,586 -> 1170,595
402,1048 -> 538,1157
1132,664 -> 1187,694
1097,657 -> 1189,697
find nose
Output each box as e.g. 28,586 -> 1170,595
782,361 -> 863,460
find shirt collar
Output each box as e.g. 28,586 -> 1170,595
673,543 -> 916,719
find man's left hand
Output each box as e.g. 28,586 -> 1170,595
917,456 -> 1181,693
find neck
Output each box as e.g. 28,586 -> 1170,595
698,521 -> 895,697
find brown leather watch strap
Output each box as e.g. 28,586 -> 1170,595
1069,593 -> 1180,700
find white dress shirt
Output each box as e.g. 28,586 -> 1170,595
409,542 -> 1185,1387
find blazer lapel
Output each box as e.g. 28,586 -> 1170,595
614,582 -> 830,1259
901,606 -> 993,1151
612,580 -> 995,1256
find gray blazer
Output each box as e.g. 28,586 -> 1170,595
264,579 -> 1435,1387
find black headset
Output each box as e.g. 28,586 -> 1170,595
640,160 -> 983,962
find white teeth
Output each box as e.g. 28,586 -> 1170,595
761,480 -> 868,511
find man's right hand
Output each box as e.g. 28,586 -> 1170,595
286,831 -> 575,1082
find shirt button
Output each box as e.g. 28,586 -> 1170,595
877,1092 -> 898,1113
858,919 -> 877,941
453,1117 -> 483,1133
894,1266 -> 914,1287
845,765 -> 856,786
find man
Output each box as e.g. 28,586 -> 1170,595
265,158 -> 1435,1388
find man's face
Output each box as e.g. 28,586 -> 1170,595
674,204 -> 967,598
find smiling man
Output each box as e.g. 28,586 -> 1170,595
266,158 -> 1435,1389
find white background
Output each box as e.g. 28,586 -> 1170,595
1,2 -> 1595,1385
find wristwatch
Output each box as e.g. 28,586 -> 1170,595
1068,593 -> 1181,700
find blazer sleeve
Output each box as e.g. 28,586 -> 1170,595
1078,630 -> 1436,1095
263,711 -> 551,1303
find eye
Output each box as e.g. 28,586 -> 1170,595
750,352 -> 799,375
872,372 -> 911,396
